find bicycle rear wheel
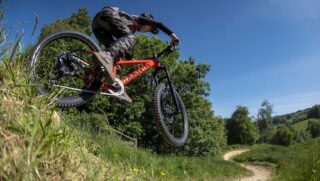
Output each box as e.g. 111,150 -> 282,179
153,83 -> 189,147
30,31 -> 103,107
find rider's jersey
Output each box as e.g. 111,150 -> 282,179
101,6 -> 173,35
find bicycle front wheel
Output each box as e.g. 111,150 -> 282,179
153,83 -> 189,147
30,31 -> 103,107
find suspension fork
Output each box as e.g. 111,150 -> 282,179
153,66 -> 180,112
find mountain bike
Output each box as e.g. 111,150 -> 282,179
30,31 -> 188,147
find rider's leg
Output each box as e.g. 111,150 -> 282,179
107,35 -> 135,59
95,7 -> 136,58
103,35 -> 135,103
94,35 -> 135,85
92,17 -> 117,85
92,9 -> 135,103
92,51 -> 115,85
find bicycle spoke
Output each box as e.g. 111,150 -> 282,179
32,35 -> 100,97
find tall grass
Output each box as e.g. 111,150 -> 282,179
0,35 -> 115,180
234,140 -> 320,181
69,128 -> 251,181
63,109 -> 251,180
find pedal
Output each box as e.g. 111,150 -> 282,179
102,78 -> 124,96
109,82 -> 122,92
100,78 -> 132,104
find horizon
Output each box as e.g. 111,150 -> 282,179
2,0 -> 320,118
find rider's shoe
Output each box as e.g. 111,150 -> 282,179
93,51 -> 115,84
93,51 -> 132,104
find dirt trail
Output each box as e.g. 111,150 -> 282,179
223,149 -> 272,181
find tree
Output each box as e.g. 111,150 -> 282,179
226,106 -> 259,145
307,105 -> 320,119
38,8 -> 91,42
272,125 -> 294,146
307,120 -> 320,138
256,100 -> 276,143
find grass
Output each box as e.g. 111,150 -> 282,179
63,109 -> 251,180
291,118 -> 319,132
0,43 -> 113,180
234,140 -> 320,181
0,37 -> 250,180
70,129 -> 251,181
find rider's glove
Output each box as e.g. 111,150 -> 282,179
170,33 -> 180,46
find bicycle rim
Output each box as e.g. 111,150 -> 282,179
30,31 -> 102,107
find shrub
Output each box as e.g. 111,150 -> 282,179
307,119 -> 320,138
307,105 -> 320,119
272,126 -> 294,146
226,106 -> 259,145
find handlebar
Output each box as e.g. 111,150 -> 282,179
154,44 -> 176,59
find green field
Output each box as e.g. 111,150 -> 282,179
291,118 -> 319,132
291,119 -> 309,131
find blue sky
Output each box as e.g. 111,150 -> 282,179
2,0 -> 320,118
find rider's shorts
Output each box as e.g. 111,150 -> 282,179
92,7 -> 136,58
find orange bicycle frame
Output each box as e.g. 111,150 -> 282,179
113,59 -> 161,85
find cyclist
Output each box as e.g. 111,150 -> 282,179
92,6 -> 180,103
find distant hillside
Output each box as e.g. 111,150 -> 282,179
291,118 -> 320,132
272,105 -> 320,126
272,105 -> 320,135
273,107 -> 310,125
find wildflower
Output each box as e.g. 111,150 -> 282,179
133,168 -> 139,174
160,171 -> 166,176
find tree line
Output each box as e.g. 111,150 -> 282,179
225,101 -> 320,146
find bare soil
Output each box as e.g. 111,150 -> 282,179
223,149 -> 272,181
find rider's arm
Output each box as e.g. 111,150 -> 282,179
137,16 -> 173,35
137,17 -> 180,45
